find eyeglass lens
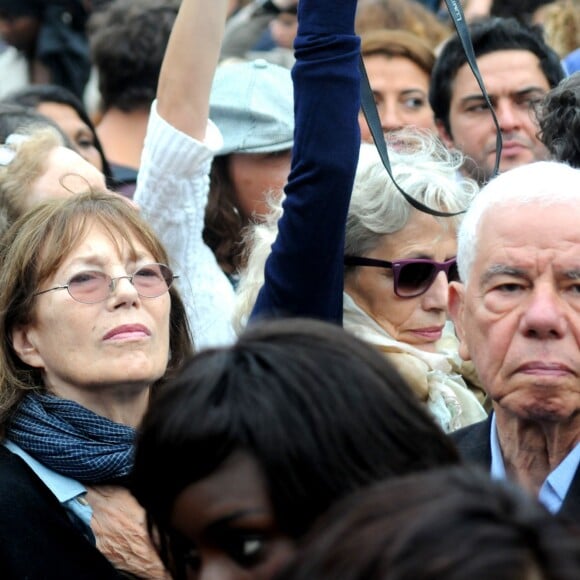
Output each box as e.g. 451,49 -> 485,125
396,260 -> 459,297
68,263 -> 173,303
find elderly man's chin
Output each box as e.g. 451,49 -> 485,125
496,386 -> 580,424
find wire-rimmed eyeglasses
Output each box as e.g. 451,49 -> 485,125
33,263 -> 178,304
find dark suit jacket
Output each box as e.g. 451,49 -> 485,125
0,445 -> 122,579
452,416 -> 580,522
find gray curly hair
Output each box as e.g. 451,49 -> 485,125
233,130 -> 478,332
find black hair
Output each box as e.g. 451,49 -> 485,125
490,0 -> 553,22
131,318 -> 459,568
87,0 -> 180,112
429,17 -> 565,136
0,103 -> 71,146
279,465 -> 580,580
2,84 -> 115,187
538,72 -> 580,168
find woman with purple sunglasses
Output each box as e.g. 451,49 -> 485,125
236,131 -> 487,432
341,134 -> 486,431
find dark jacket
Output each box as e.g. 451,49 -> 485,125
0,445 -> 121,579
452,416 -> 580,522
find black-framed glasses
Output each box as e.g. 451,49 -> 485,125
344,256 -> 458,298
34,263 -> 178,304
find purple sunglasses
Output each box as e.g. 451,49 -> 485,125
344,256 -> 459,298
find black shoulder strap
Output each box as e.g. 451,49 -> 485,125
359,0 -> 502,218
443,0 -> 502,176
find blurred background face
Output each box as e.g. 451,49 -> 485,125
359,54 -> 436,143
36,102 -> 104,171
269,12 -> 298,50
0,13 -> 39,52
229,150 -> 292,219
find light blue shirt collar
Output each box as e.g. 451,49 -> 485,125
4,440 -> 94,541
4,439 -> 86,503
489,414 -> 580,513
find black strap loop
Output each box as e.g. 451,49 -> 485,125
359,0 -> 502,218
359,57 -> 465,217
443,0 -> 502,176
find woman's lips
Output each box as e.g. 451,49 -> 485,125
103,324 -> 151,341
409,327 -> 443,341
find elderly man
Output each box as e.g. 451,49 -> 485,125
449,161 -> 580,518
430,17 -> 564,185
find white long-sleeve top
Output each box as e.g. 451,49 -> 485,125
134,102 -> 236,350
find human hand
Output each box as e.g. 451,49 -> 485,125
86,485 -> 169,580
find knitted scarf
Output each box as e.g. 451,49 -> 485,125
8,392 -> 135,484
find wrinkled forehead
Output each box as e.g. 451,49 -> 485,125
37,215 -> 160,281
475,202 -> 580,267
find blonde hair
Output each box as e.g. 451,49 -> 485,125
534,0 -> 580,58
234,193 -> 282,334
361,29 -> 436,75
0,127 -> 65,237
355,0 -> 452,50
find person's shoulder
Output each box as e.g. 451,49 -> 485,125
451,416 -> 493,466
0,446 -> 122,578
451,416 -> 491,444
0,444 -> 59,509
0,443 -> 33,479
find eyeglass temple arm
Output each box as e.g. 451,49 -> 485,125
344,256 -> 393,268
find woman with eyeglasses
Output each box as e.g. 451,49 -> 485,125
236,132 -> 487,432
0,191 -> 192,578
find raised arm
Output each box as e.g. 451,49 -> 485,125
157,0 -> 228,138
250,0 -> 361,323
135,0 -> 237,349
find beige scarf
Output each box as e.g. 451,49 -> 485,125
343,293 -> 487,433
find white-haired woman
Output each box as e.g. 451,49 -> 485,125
235,131 -> 487,432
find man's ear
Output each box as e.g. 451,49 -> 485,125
436,119 -> 454,150
11,325 -> 44,369
449,281 -> 470,362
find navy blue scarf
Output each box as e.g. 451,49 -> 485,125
8,393 -> 135,484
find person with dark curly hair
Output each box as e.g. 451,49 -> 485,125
87,0 -> 180,196
538,72 -> 580,168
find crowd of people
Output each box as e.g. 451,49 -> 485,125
0,0 -> 579,578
